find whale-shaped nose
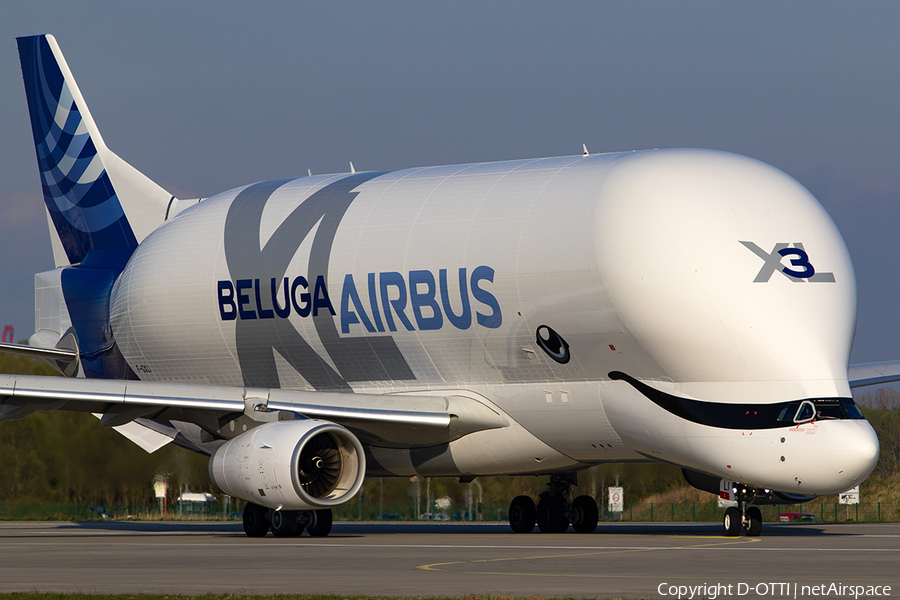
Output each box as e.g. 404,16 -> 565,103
828,420 -> 879,487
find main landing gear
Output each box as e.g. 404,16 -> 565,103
723,484 -> 768,537
508,473 -> 599,534
243,503 -> 333,537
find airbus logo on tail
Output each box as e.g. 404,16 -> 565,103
740,241 -> 836,283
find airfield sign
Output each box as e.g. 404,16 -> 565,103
609,486 -> 624,513
839,486 -> 860,505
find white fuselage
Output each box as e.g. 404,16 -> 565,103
106,149 -> 878,495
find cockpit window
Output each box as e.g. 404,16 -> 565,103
777,402 -> 799,422
840,398 -> 864,419
815,399 -> 845,420
794,401 -> 816,423
776,398 -> 865,423
608,371 -> 865,430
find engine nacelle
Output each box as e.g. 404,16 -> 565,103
209,419 -> 365,510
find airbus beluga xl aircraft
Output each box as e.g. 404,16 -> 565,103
0,34 -> 885,538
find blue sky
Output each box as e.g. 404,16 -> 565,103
1,2 -> 899,363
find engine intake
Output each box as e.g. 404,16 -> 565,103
209,419 -> 365,510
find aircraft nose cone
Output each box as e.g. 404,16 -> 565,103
829,420 -> 879,486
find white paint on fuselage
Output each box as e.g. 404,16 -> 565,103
599,380 -> 878,495
108,149 -> 878,494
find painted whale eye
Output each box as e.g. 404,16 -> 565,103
536,325 -> 570,364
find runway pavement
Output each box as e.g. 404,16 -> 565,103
0,520 -> 898,598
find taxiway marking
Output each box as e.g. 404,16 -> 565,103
417,537 -> 760,577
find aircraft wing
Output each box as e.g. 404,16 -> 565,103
848,361 -> 900,389
0,374 -> 507,449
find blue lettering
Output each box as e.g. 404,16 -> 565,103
439,268 -> 471,329
409,270 -> 443,331
219,266 -> 500,328
471,266 -> 501,329
341,274 -> 375,334
368,272 -> 385,332
379,272 -> 415,332
313,275 -> 336,317
778,247 -> 816,278
236,279 -> 257,320
254,278 -> 275,319
218,280 -> 236,321
271,277 -> 291,318
291,276 -> 311,317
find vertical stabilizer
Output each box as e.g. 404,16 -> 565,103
17,34 -> 173,268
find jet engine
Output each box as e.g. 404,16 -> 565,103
209,419 -> 365,510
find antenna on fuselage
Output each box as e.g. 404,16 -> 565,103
350,162 -> 356,174
582,143 -> 590,157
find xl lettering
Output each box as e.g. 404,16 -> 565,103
740,241 -> 835,282
222,173 -> 415,390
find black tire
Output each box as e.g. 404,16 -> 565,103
508,495 -> 536,533
571,495 -> 599,533
723,506 -> 741,537
746,506 -> 762,536
537,497 -> 569,533
271,510 -> 304,537
305,509 -> 333,537
243,503 -> 270,538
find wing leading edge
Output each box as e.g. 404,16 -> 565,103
849,361 -> 900,389
0,374 -> 508,450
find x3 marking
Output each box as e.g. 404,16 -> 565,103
740,241 -> 835,283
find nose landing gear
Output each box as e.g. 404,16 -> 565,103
723,484 -> 769,537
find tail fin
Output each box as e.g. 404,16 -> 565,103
17,34 -> 173,267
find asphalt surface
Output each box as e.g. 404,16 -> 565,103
0,520 -> 898,598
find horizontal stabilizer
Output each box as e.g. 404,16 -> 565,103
0,341 -> 76,361
0,337 -> 79,378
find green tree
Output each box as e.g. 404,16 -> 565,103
0,353 -> 211,505
856,389 -> 900,479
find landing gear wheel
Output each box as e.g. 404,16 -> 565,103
537,497 -> 569,533
508,495 -> 536,533
723,506 -> 741,537
270,510 -> 304,537
305,509 -> 333,537
242,503 -> 269,537
746,506 -> 762,536
571,495 -> 599,533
